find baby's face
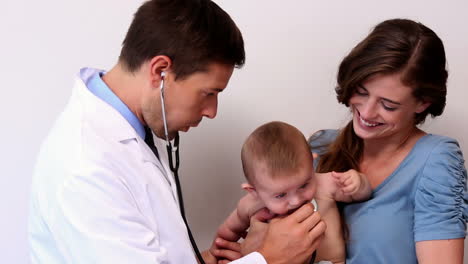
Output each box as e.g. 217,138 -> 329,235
253,161 -> 316,216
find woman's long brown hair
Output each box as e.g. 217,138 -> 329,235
316,18 -> 448,174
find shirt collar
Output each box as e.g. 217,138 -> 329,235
86,71 -> 146,139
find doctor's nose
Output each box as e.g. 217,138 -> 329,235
202,99 -> 218,119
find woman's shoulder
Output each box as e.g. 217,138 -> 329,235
307,129 -> 339,156
416,133 -> 466,185
423,133 -> 461,144
418,134 -> 464,159
413,133 -> 467,241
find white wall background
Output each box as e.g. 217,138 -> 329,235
1,0 -> 466,263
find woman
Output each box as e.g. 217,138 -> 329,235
310,18 -> 467,263
211,18 -> 466,264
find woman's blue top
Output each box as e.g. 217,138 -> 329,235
309,130 -> 467,263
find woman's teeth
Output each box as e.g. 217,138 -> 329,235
359,116 -> 380,127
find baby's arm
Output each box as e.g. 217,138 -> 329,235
217,193 -> 263,241
312,170 -> 372,264
332,169 -> 372,202
314,172 -> 346,264
209,193 -> 269,262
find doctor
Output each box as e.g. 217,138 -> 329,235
29,0 -> 326,263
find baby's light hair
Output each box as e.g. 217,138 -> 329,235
241,121 -> 313,184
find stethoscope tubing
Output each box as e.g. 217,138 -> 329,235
159,74 -> 206,264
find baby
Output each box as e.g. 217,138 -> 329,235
211,121 -> 372,264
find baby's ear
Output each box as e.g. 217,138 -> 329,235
241,183 -> 257,196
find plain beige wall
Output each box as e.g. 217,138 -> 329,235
181,0 -> 468,261
1,0 -> 466,262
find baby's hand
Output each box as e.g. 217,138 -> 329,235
332,169 -> 372,202
332,170 -> 363,195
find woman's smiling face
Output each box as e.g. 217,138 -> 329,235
349,73 -> 430,141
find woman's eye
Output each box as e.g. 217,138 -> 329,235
382,103 -> 397,111
355,87 -> 368,96
275,193 -> 286,199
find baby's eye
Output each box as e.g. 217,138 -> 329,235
299,183 -> 309,189
274,193 -> 286,199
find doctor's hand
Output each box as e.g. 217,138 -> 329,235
204,239 -> 241,264
206,236 -> 242,264
210,207 -> 276,264
242,203 -> 326,264
201,249 -> 218,264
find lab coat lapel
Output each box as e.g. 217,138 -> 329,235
75,69 -> 179,204
138,135 -> 176,191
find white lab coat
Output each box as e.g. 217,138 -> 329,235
29,68 -> 265,264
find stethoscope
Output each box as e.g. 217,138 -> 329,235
158,72 -> 317,264
159,72 -> 206,264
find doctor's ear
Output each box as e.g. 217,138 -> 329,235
241,183 -> 258,197
148,55 -> 172,83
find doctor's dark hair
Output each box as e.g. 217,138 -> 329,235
316,18 -> 448,174
241,121 -> 313,184
119,0 -> 245,80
